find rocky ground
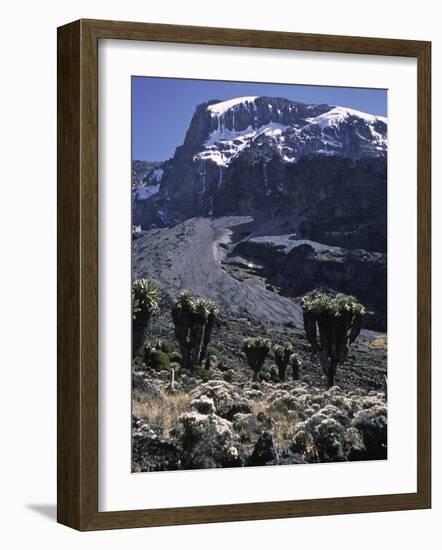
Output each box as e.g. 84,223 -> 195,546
132,215 -> 387,472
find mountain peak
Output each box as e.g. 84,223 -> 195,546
306,106 -> 387,129
179,95 -> 387,168
207,96 -> 260,115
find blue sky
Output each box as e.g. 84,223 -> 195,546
132,77 -> 387,161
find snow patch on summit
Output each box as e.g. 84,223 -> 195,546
193,99 -> 387,168
206,122 -> 288,146
207,96 -> 259,115
195,122 -> 289,167
306,106 -> 387,130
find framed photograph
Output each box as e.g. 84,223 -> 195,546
57,19 -> 431,530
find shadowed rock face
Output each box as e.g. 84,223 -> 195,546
135,155 -> 387,253
232,237 -> 387,331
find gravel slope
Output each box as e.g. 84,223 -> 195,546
132,216 -> 303,326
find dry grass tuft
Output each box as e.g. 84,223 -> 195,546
249,399 -> 300,451
361,335 -> 388,350
133,392 -> 192,437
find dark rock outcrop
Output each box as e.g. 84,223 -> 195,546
232,236 -> 387,331
246,431 -> 279,466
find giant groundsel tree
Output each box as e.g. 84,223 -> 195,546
132,278 -> 159,358
301,292 -> 365,387
171,290 -> 219,370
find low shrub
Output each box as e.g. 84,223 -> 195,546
158,339 -> 177,355
288,387 -> 386,462
192,367 -> 213,382
222,370 -> 234,383
149,350 -> 171,371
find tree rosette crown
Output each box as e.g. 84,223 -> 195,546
301,292 -> 366,318
132,278 -> 159,320
242,337 -> 271,381
131,278 -> 159,358
242,337 -> 271,354
173,291 -> 219,319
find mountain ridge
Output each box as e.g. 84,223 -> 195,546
132,95 -> 387,255
179,96 -> 387,166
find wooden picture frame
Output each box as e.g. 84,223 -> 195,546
57,18 -> 431,531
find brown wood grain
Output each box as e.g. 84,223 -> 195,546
57,20 -> 81,529
57,19 -> 431,531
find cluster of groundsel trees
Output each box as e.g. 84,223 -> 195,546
242,338 -> 301,382
132,278 -> 365,388
132,281 -> 218,370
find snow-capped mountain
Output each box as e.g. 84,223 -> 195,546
182,96 -> 387,167
133,96 -> 387,253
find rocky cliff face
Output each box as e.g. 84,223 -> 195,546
231,236 -> 387,330
134,96 -> 387,249
135,153 -> 387,253
183,96 -> 386,166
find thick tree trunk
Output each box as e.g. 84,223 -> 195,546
132,314 -> 150,359
189,321 -> 205,369
327,360 -> 337,388
278,364 -> 287,382
178,338 -> 191,370
303,311 -> 319,353
199,315 -> 214,365
172,307 -> 192,369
